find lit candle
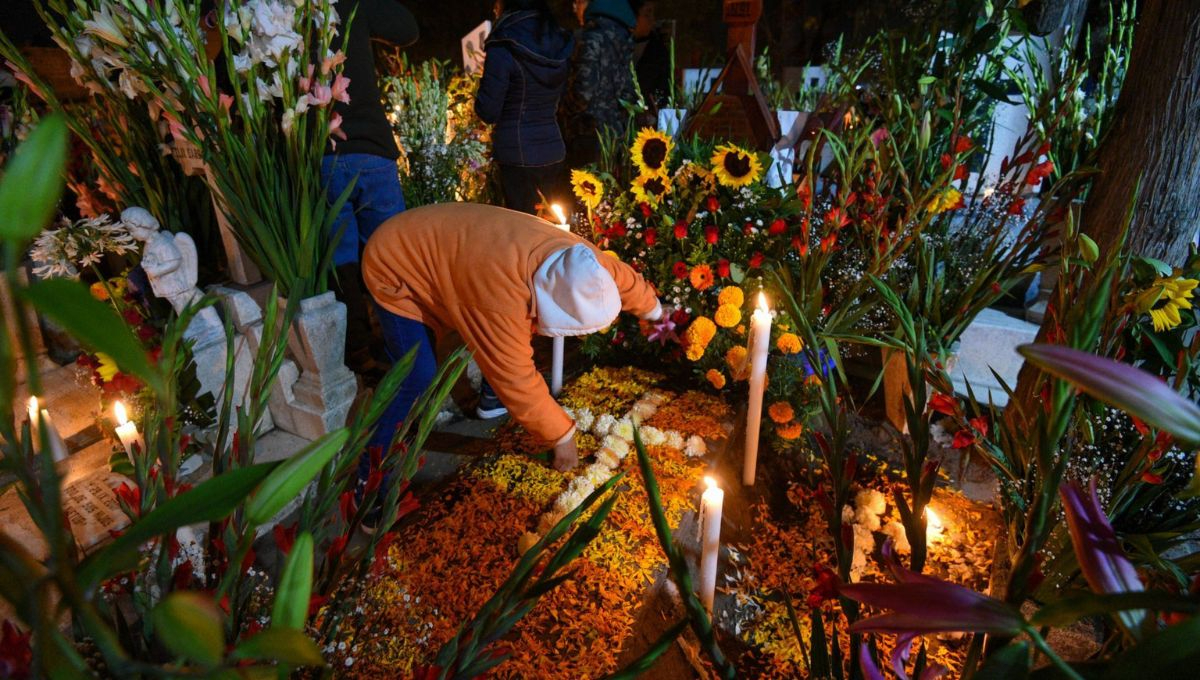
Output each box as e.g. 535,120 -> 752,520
698,476 -> 724,612
925,507 -> 945,543
113,401 -> 143,462
549,204 -> 570,397
743,293 -> 772,485
26,396 -> 68,462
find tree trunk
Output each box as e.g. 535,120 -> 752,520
1081,0 -> 1200,264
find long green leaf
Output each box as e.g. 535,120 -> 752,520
271,532 -> 314,630
231,627 -> 325,667
0,114 -> 67,243
1101,616 -> 1200,679
246,429 -> 349,525
152,591 -> 225,668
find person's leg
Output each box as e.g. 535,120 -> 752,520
347,154 -> 406,248
498,164 -> 539,215
321,155 -> 362,268
367,306 -> 439,454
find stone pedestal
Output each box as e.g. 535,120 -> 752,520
1,266 -> 56,385
283,292 -> 357,439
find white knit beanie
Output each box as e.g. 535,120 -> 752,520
532,245 -> 621,337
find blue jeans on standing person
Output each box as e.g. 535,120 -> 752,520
367,306 -> 439,457
321,153 -> 406,266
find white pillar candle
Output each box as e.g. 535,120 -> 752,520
27,396 -> 68,462
549,204 -> 570,397
113,401 -> 143,462
698,475 -> 724,612
743,293 -> 772,486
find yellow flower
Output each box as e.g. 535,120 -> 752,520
684,316 -> 717,348
768,401 -> 795,424
96,352 -> 119,382
726,346 -> 748,379
776,421 -> 803,440
717,286 -> 744,308
714,303 -> 741,328
927,187 -> 963,214
571,169 -> 604,210
686,343 -> 707,361
776,332 -> 803,354
804,373 -> 822,387
89,281 -> 110,301
710,143 -> 762,188
631,172 -> 672,205
705,368 -> 726,389
1136,276 -> 1199,332
631,128 -> 673,177
689,264 -> 714,291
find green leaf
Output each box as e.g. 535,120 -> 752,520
271,532 -> 314,630
0,114 -> 67,243
973,77 -> 1015,103
246,428 -> 349,525
20,278 -> 165,395
152,591 -> 225,668
973,641 -> 1031,680
231,627 -> 325,667
1102,616 -> 1200,678
79,462 -> 280,589
1030,592 -> 1200,628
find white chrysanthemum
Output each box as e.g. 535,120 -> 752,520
640,426 -> 667,447
553,489 -> 584,515
593,413 -> 618,437
643,390 -> 671,406
854,505 -> 882,532
612,417 -> 635,442
841,505 -> 856,524
601,434 -> 631,460
583,463 -> 614,487
629,400 -> 657,422
595,448 -> 621,470
573,408 -> 595,433
856,488 -> 886,517
567,476 -> 595,499
665,431 -> 685,450
684,435 -> 707,458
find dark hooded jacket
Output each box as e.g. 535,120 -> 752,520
475,11 -> 575,167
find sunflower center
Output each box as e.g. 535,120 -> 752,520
644,176 -> 666,195
642,139 -> 668,169
582,181 -> 596,194
723,152 -> 751,178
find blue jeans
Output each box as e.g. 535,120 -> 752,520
368,306 -> 439,454
321,154 -> 406,266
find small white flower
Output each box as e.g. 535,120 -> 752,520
684,435 -> 707,457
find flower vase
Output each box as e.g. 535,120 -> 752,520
275,291 -> 357,440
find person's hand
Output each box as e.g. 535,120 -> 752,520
552,435 -> 578,472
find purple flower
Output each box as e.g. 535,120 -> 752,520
1060,478 -> 1145,632
860,641 -> 948,680
647,315 -> 679,346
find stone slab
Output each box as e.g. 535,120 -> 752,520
950,309 -> 1039,408
12,364 -> 98,443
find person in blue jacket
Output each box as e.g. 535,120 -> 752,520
475,0 -> 575,215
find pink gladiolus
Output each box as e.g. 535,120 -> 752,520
322,51 -> 347,75
308,83 -> 332,107
219,93 -> 234,111
329,112 -> 346,141
1060,478 -> 1146,632
331,74 -> 351,104
197,74 -> 211,98
299,64 -> 315,93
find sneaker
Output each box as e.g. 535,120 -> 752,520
476,391 -> 509,419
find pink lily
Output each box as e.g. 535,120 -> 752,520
646,315 -> 679,346
1060,478 -> 1146,632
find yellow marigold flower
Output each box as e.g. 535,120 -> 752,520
1134,275 -> 1199,333
927,187 -> 963,214
631,128 -> 673,177
686,343 -> 707,361
714,303 -> 741,328
710,143 -> 762,188
768,401 -> 795,424
689,264 -> 715,291
96,352 -> 119,382
717,285 -> 744,308
776,332 -> 803,354
571,169 -> 604,210
726,345 -> 748,379
684,316 -> 717,349
631,172 -> 672,204
776,420 -> 804,440
705,368 -> 726,389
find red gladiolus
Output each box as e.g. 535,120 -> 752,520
716,259 -> 730,278
928,393 -> 958,416
673,221 -> 687,239
639,202 -> 652,218
990,282 -> 1002,294
768,218 -> 787,235
608,222 -> 627,238
969,416 -> 989,437
953,135 -> 973,154
820,234 -> 837,253
749,251 -> 765,268
797,181 -> 812,209
114,482 -> 140,511
706,196 -> 720,212
273,522 -> 297,554
952,429 -> 976,449
1131,416 -> 1150,436
1,620 -> 33,679
825,207 -> 851,230
365,468 -> 384,495
672,261 -> 689,279
122,308 -> 143,325
1141,471 -> 1164,484
644,227 -> 657,246
339,490 -> 358,522
172,560 -> 194,590
1026,159 -> 1054,186
307,594 -> 329,618
326,535 -> 349,562
705,225 -> 719,244
1007,197 -> 1026,215
807,564 -> 839,608
396,489 -> 420,521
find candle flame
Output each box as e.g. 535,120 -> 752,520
925,507 -> 945,540
550,203 -> 567,226
27,395 -> 38,415
704,475 -> 718,491
114,401 -> 129,426
756,292 -> 769,312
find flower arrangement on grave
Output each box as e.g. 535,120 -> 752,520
383,59 -> 491,207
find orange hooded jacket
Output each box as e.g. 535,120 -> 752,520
362,203 -> 660,444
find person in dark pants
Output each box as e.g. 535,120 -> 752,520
631,0 -> 671,112
322,0 -> 418,379
474,0 -> 574,215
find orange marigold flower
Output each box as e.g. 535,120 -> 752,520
717,285 -> 744,308
714,303 -> 741,328
705,369 -> 726,389
689,264 -> 715,291
726,346 -> 748,379
777,420 -> 803,440
684,316 -> 717,348
768,401 -> 795,424
776,332 -> 803,354
685,343 -> 706,361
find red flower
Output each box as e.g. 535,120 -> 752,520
1026,159 -> 1054,187
639,202 -> 652,218
172,560 -> 194,590
326,535 -> 349,562
395,489 -> 420,521
122,308 -> 143,325
273,523 -> 297,554
952,429 -> 976,449
644,227 -> 657,246
953,135 -> 973,154
807,564 -> 839,608
1141,471 -> 1164,484
749,251 -> 765,268
608,222 -> 627,239
1007,197 -> 1026,215
114,482 -> 140,511
928,393 -> 958,416
307,594 -> 329,618
825,207 -> 851,230
704,225 -> 719,244
819,233 -> 837,253
768,218 -> 787,235
1,620 -> 33,679
706,196 -> 720,212
673,221 -> 688,239
339,490 -> 358,522
742,222 -> 754,236
672,261 -> 689,279
969,416 -> 989,437
411,666 -> 444,680
716,259 -> 730,278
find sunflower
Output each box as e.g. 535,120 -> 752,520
96,352 -> 119,382
710,143 -> 762,188
571,169 -> 604,210
927,187 -> 963,214
705,369 -> 726,389
768,401 -> 795,424
714,303 -> 741,328
689,264 -> 714,291
717,285 -> 744,308
1134,275 -> 1199,332
631,172 -> 672,204
631,128 -> 673,177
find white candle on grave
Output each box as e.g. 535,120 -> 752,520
549,204 -> 570,397
699,476 -> 724,612
113,401 -> 143,462
27,396 -> 68,462
743,292 -> 772,486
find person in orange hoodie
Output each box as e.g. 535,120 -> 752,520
362,202 -> 664,470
